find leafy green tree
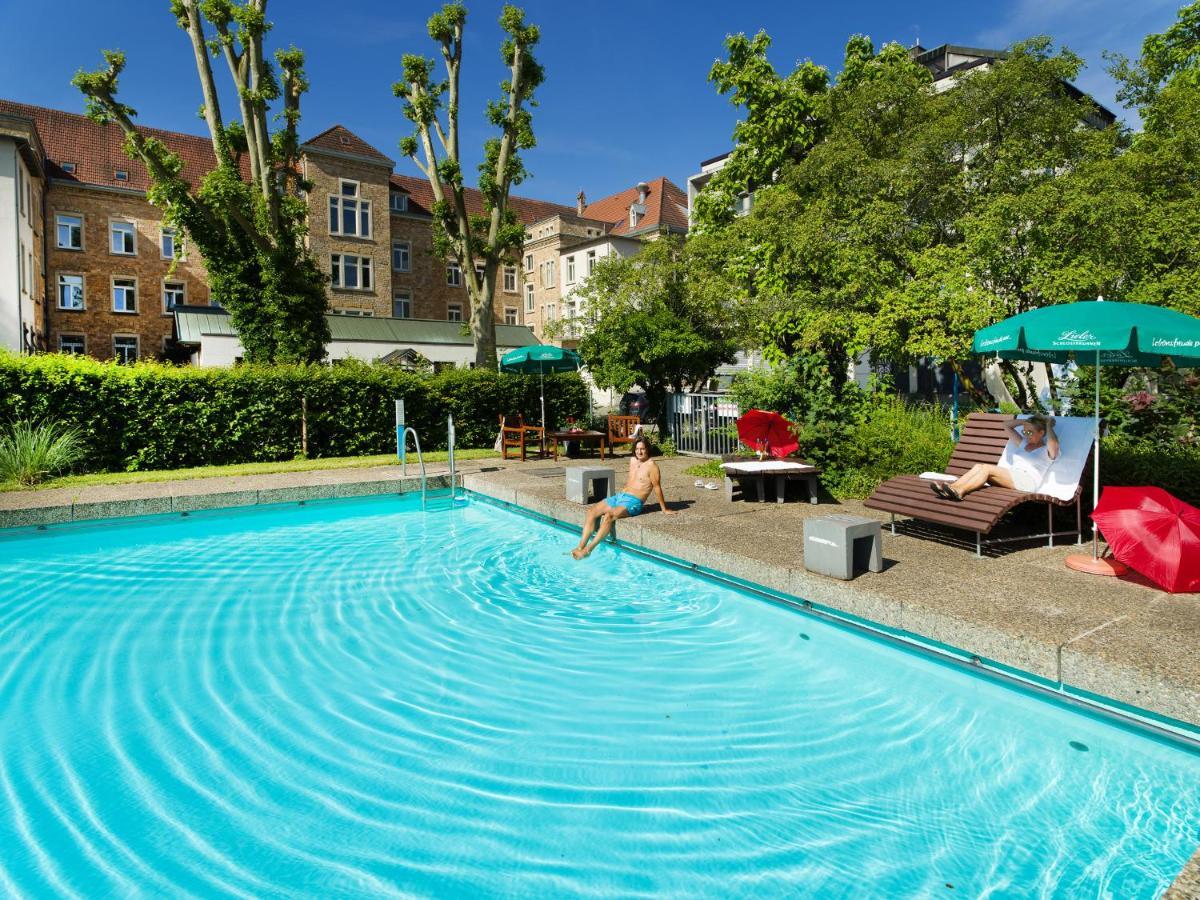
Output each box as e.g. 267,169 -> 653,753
73,0 -> 330,363
395,4 -> 543,369
568,238 -> 739,425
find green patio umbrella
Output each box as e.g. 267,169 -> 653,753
499,344 -> 582,429
973,298 -> 1200,570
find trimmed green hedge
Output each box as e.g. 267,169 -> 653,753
0,353 -> 588,473
1101,436 -> 1200,507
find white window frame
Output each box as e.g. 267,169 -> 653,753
587,249 -> 597,276
525,282 -> 535,312
524,253 -> 534,272
113,334 -> 139,364
110,219 -> 137,256
392,291 -> 412,319
566,255 -> 576,284
112,276 -> 137,313
334,308 -> 375,317
328,179 -> 372,238
391,240 -> 411,272
331,253 -> 373,291
57,273 -> 85,310
504,307 -> 518,325
447,303 -> 463,322
163,279 -> 186,313
56,213 -> 83,250
503,265 -> 517,293
541,259 -> 555,288
446,261 -> 462,287
389,192 -> 408,213
161,227 -> 178,260
545,303 -> 557,322
58,333 -> 86,355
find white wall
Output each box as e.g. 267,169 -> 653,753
0,141 -> 23,352
195,334 -> 527,368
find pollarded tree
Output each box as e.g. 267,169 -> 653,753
395,4 -> 543,369
73,0 -> 330,363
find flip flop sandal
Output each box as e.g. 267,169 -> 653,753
930,482 -> 950,498
704,482 -> 720,490
694,479 -> 705,487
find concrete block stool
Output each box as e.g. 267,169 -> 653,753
803,515 -> 883,580
566,466 -> 615,505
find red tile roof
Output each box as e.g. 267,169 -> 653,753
389,173 -> 578,226
0,98 -> 249,191
301,124 -> 393,164
583,176 -> 689,235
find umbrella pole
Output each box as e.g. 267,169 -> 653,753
540,367 -> 547,431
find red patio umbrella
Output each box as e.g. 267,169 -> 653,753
1091,486 -> 1200,594
735,409 -> 799,459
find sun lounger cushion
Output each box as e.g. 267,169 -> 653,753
998,416 -> 1096,502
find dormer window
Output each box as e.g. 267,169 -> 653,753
61,162 -> 77,174
389,192 -> 408,213
629,203 -> 645,228
114,169 -> 129,182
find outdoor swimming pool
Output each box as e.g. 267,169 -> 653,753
0,493 -> 1197,896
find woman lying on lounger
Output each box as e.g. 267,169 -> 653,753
931,415 -> 1059,501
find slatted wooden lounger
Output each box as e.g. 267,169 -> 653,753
863,412 -> 1089,557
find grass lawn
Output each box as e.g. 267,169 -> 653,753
1,449 -> 500,493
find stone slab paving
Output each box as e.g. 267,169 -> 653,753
1168,847 -> 1200,899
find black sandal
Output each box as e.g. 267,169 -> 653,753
930,482 -> 951,499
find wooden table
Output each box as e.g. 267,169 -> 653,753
549,430 -> 607,461
722,460 -> 822,504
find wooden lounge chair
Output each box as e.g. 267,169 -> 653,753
864,412 -> 1093,557
607,415 -> 641,454
499,413 -> 545,462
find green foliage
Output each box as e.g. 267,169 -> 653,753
0,421 -> 85,486
570,237 -> 739,425
73,4 -> 330,363
683,459 -> 724,479
0,353 -> 586,474
1060,364 -> 1199,449
1101,435 -> 1200,506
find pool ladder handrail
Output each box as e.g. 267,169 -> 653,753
400,426 -> 428,510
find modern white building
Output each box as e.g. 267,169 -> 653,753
173,307 -> 538,369
0,112 -> 45,353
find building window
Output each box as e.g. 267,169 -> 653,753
112,277 -> 137,313
114,169 -> 129,182
447,303 -> 463,322
393,292 -> 412,318
503,266 -> 517,293
59,334 -> 86,355
61,162 -> 76,174
113,335 -> 139,364
161,227 -> 177,259
57,274 -> 84,310
586,249 -> 597,275
163,281 -> 186,312
391,240 -> 411,272
389,192 -> 408,213
328,179 -> 371,237
331,253 -> 373,290
57,214 -> 83,250
110,220 -> 136,255
545,303 -> 557,322
446,261 -> 462,287
524,253 -> 533,272
525,282 -> 535,312
504,307 -> 517,325
566,255 -> 576,284
540,259 -> 555,288
334,308 -> 374,317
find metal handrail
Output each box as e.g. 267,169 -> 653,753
447,415 -> 457,501
401,426 -> 428,510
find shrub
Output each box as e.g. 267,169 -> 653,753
0,420 -> 84,485
1100,436 -> 1200,507
0,352 -> 588,474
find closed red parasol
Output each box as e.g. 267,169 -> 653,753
1091,486 -> 1200,594
735,409 -> 799,459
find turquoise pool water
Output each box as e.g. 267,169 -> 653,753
0,493 -> 1197,897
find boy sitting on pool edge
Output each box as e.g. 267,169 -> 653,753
572,436 -> 676,559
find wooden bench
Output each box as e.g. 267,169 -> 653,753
607,415 -> 641,454
864,412 -> 1089,557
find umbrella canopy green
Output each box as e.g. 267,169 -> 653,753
972,299 -> 1200,565
499,345 -> 582,428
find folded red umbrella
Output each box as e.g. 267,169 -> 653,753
1091,486 -> 1200,594
735,409 -> 799,459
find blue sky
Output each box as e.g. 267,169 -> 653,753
0,0 -> 1184,206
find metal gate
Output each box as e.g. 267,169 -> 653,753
667,393 -> 741,457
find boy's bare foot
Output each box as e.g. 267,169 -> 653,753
571,547 -> 587,560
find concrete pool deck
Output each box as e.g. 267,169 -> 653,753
2,455 -> 1198,892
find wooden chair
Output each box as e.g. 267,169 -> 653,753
607,415 -> 641,454
499,414 -> 545,462
864,412 -> 1092,557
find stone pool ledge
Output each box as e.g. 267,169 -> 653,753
462,457 -> 1200,734
1168,846 -> 1200,899
0,464 -> 455,528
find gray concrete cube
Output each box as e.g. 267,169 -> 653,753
566,466 -> 615,505
803,514 -> 883,580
